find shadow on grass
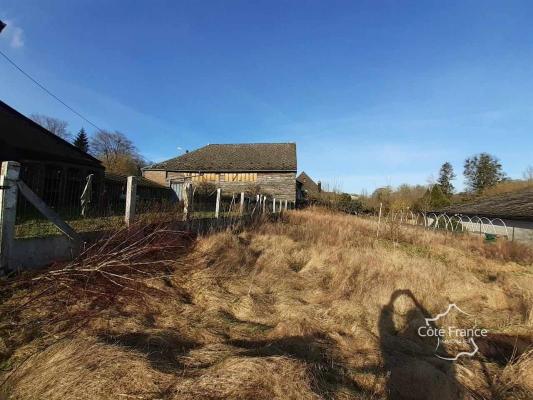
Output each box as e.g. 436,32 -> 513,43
228,333 -> 367,399
99,330 -> 200,373
218,310 -> 273,334
378,289 -> 462,400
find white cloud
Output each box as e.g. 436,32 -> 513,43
10,26 -> 24,48
1,19 -> 24,48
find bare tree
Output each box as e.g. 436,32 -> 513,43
30,114 -> 71,141
523,165 -> 533,183
91,130 -> 145,175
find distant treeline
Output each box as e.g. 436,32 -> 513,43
312,153 -> 533,215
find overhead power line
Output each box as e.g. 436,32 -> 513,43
0,49 -> 103,131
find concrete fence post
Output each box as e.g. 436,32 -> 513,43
239,192 -> 245,215
284,199 -> 288,211
262,195 -> 266,214
273,197 -> 276,213
183,183 -> 192,221
215,188 -> 221,218
0,161 -> 21,272
125,176 -> 137,227
376,202 -> 383,238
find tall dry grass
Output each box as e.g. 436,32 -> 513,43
1,208 -> 532,399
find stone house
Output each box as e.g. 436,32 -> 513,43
143,143 -> 297,201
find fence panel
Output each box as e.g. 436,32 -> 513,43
15,170 -> 126,238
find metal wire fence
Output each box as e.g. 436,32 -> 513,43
15,171 -> 117,238
13,168 -> 295,239
15,168 -> 128,238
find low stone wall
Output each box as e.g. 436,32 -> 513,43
460,218 -> 533,242
425,215 -> 533,242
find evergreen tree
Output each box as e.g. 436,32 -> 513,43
73,128 -> 90,153
420,184 -> 451,210
437,162 -> 455,197
464,153 -> 506,193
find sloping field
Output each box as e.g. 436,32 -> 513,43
1,209 -> 532,399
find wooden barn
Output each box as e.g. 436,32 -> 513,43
0,99 -> 104,209
296,171 -> 321,203
143,143 -> 297,201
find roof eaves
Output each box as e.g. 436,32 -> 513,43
0,100 -> 103,167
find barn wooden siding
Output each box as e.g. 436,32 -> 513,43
143,170 -> 296,202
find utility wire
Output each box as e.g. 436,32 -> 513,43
0,49 -> 103,131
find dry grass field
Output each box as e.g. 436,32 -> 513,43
1,208 -> 532,399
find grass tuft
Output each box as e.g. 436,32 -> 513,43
1,208 -> 532,399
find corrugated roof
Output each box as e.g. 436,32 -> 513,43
438,188 -> 533,221
0,100 -> 103,169
147,143 -> 297,172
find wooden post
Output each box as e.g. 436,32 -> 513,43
239,192 -> 245,215
376,202 -> 382,238
512,226 -> 515,242
215,188 -> 221,218
0,161 -> 21,272
125,176 -> 137,226
273,197 -> 276,213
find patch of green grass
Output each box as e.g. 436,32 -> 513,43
15,215 -> 124,238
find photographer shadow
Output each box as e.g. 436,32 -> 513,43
378,289 -> 463,399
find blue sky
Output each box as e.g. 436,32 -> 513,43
1,1 -> 531,193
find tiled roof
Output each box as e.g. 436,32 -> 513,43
438,188 -> 533,221
147,143 -> 297,172
104,172 -> 169,189
296,171 -> 319,193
